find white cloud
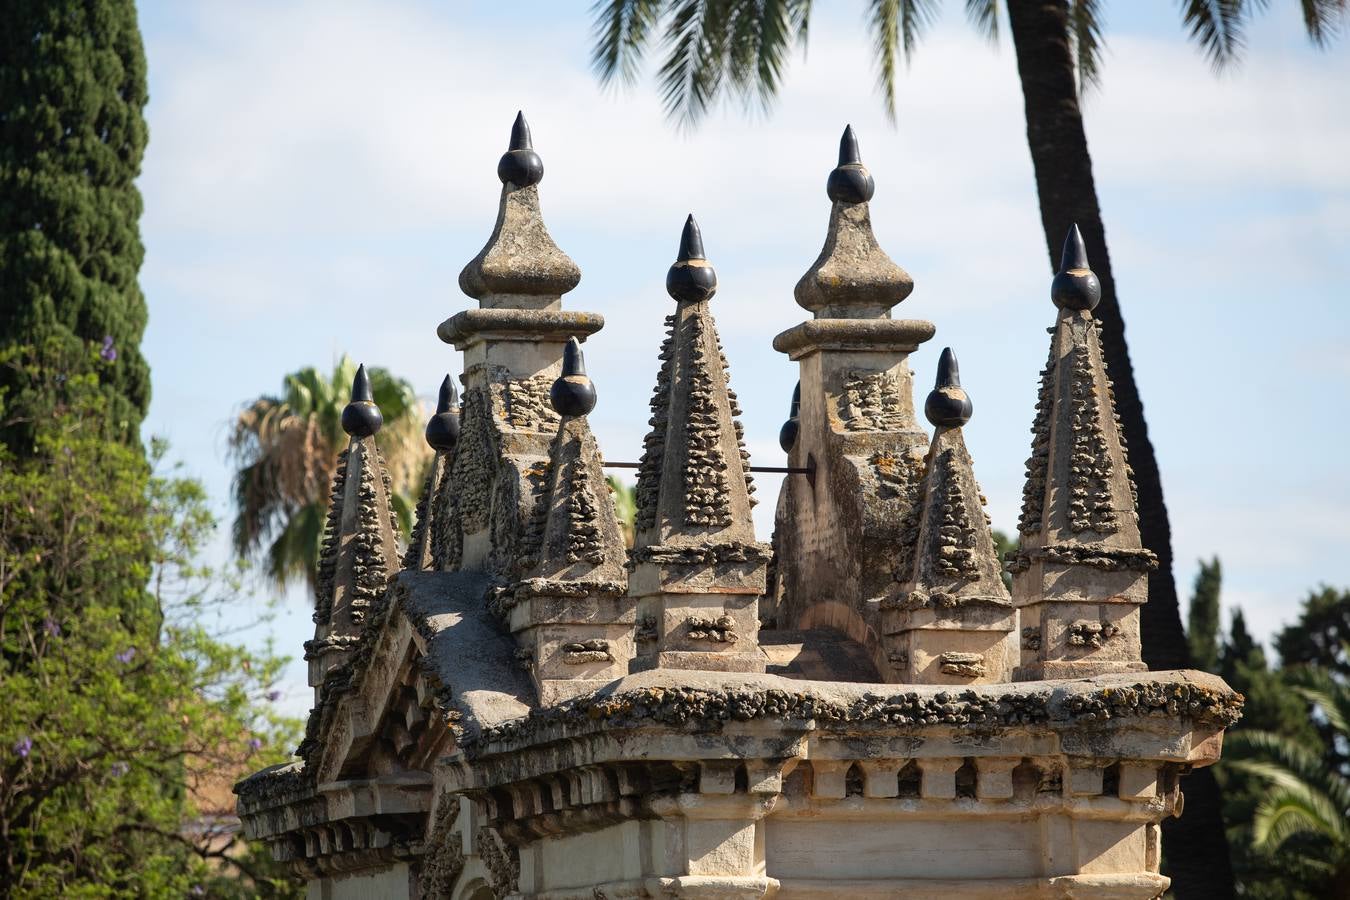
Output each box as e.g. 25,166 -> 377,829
138,0 -> 1350,688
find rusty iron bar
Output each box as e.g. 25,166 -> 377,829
603,461 -> 813,476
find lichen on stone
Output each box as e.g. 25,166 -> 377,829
1018,345 -> 1055,536
839,370 -> 907,431
682,311 -> 734,527
635,314 -> 676,533
1066,333 -> 1119,535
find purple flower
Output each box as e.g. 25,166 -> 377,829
264,690 -> 281,702
115,647 -> 136,664
100,336 -> 117,362
190,886 -> 205,897
110,761 -> 130,777
247,737 -> 263,753
43,617 -> 60,637
13,736 -> 32,758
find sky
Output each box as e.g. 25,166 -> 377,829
134,1 -> 1350,719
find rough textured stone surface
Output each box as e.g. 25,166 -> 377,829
237,128 -> 1241,900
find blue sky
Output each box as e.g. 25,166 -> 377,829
133,1 -> 1350,718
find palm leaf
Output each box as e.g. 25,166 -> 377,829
1067,0 -> 1106,93
1249,781 -> 1348,850
1298,0 -> 1348,47
591,0 -> 665,85
1179,0 -> 1248,70
966,0 -> 998,42
865,0 -> 938,121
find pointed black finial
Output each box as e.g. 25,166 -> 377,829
677,214 -> 705,261
1050,223 -> 1101,311
778,382 -> 802,453
342,363 -> 384,438
550,337 -> 597,417
425,374 -> 461,452
924,347 -> 973,427
666,214 -> 718,303
497,111 -> 544,188
826,125 -> 876,204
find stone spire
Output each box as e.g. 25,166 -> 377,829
793,125 -> 913,318
503,337 -> 634,703
436,113 -> 606,576
306,364 -> 401,698
630,216 -> 770,673
1011,225 -> 1155,680
404,375 -> 459,571
771,127 -> 934,639
458,111 -> 579,307
881,349 -> 1016,684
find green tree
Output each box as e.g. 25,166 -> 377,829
586,4 -> 1345,890
228,356 -> 428,589
608,475 -> 637,547
1189,557 -> 1223,673
1227,669 -> 1350,898
0,0 -> 152,455
0,350 -> 301,897
1276,587 -> 1350,680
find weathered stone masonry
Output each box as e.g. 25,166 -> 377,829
237,117 -> 1241,900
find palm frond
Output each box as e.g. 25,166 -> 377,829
1067,0 -> 1106,93
1179,0 -> 1248,70
965,0 -> 998,43
1298,0 -> 1347,47
1249,781 -> 1348,850
866,0 -> 938,121
592,0 -> 665,86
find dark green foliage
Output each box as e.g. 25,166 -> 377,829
0,0 -> 151,454
1276,586 -> 1350,680
1188,557 -> 1223,673
1194,575 -> 1350,898
0,349 -> 300,897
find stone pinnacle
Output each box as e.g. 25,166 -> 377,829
826,124 -> 876,204
425,374 -> 461,452
779,382 -> 801,453
924,347 -> 973,427
1051,223 -> 1102,311
497,110 -> 544,188
342,364 -> 383,438
666,214 -> 718,303
550,337 -> 598,417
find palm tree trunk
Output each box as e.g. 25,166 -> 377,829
1003,1 -> 1234,895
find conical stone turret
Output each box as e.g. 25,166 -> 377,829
305,365 -> 401,699
630,217 -> 770,673
1011,226 -> 1156,680
771,127 -> 935,645
503,338 -> 634,703
404,375 -> 459,571
436,113 -> 606,577
881,349 -> 1016,684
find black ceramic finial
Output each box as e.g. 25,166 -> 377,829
342,363 -> 384,438
425,375 -> 461,452
778,382 -> 802,453
826,125 -> 876,204
1050,223 -> 1101,311
666,214 -> 718,303
550,337 -> 597,417
497,111 -> 545,188
924,347 -> 973,428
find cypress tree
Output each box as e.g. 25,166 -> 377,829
1187,557 -> 1222,674
0,0 -> 151,453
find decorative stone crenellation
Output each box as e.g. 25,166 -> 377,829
236,122 -> 1240,900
